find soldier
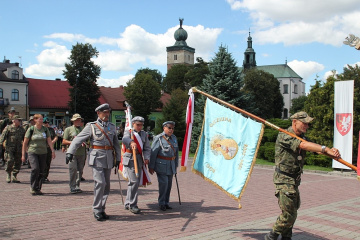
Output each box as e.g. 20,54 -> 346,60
42,117 -> 57,183
122,116 -> 151,214
0,115 -> 26,183
264,112 -> 341,240
65,103 -> 121,221
62,114 -> 86,193
0,108 -> 16,167
149,121 -> 178,211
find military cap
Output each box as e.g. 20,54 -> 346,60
29,116 -> 34,121
162,121 -> 175,127
95,103 -> 111,112
12,115 -> 22,120
290,111 -> 314,124
43,117 -> 50,123
132,116 -> 144,123
8,107 -> 15,113
71,113 -> 82,121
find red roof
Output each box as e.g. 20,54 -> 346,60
28,78 -> 71,109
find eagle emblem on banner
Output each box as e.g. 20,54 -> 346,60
336,113 -> 352,136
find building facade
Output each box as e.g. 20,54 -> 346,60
0,58 -> 28,118
241,32 -> 305,119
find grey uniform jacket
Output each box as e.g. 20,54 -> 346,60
122,129 -> 151,169
149,132 -> 179,175
67,119 -> 121,169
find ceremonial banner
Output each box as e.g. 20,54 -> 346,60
192,99 -> 264,206
357,131 -> 360,178
333,80 -> 354,169
119,108 -> 132,180
181,88 -> 194,172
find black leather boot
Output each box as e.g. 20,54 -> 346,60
264,230 -> 279,240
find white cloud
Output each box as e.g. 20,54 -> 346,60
25,43 -> 70,77
227,0 -> 360,46
288,60 -> 324,81
97,74 -> 134,88
28,24 -> 222,78
323,70 -> 337,81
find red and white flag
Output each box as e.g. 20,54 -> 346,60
133,132 -> 151,187
333,80 -> 354,169
119,107 -> 132,180
180,88 -> 194,172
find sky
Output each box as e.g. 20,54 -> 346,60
1,0 -> 360,93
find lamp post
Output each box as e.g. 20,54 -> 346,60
74,70 -> 80,113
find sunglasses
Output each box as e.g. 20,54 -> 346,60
167,126 -> 174,130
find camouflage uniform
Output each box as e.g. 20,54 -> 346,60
0,117 -> 13,166
44,126 -> 56,181
0,123 -> 26,182
271,126 -> 306,238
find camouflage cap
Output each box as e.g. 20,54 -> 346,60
162,121 -> 175,127
8,107 -> 15,113
29,116 -> 34,121
290,111 -> 314,124
132,116 -> 144,123
71,113 -> 82,121
12,115 -> 22,120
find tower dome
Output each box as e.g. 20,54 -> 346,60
174,18 -> 188,46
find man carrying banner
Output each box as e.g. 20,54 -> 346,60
122,116 -> 151,214
149,121 -> 179,211
265,111 -> 341,240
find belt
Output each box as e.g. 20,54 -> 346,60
125,149 -> 139,154
157,155 -> 175,161
91,145 -> 113,150
275,168 -> 301,180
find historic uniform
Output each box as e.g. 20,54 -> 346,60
0,115 -> 25,183
66,103 -> 120,221
149,121 -> 179,211
43,117 -> 57,182
122,116 -> 151,214
63,114 -> 86,193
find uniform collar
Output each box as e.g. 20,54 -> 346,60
97,118 -> 108,127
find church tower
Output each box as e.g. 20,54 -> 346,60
243,31 -> 256,69
166,18 -> 195,71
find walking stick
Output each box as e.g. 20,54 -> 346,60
116,168 -> 124,205
175,173 -> 181,205
192,87 -> 357,172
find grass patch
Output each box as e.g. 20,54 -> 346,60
255,158 -> 333,171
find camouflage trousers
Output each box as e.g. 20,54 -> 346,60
272,183 -> 300,238
4,149 -> 22,174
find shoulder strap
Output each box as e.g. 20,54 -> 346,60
94,123 -> 113,148
162,135 -> 175,153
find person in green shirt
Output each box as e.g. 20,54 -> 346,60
21,114 -> 55,195
62,114 -> 86,194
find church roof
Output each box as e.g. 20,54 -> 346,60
255,64 -> 302,79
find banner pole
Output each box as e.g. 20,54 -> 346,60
191,87 -> 357,172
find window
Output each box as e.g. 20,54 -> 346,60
0,88 -> 2,98
11,89 -> 19,101
283,108 -> 288,119
188,55 -> 190,61
11,70 -> 19,80
283,84 -> 288,94
294,84 -> 298,94
174,55 -> 177,60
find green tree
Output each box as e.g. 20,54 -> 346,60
136,67 -> 163,85
154,88 -> 188,149
63,43 -> 101,123
290,95 -> 308,115
190,45 -> 253,151
242,68 -> 284,119
184,57 -> 209,88
162,64 -> 190,93
124,72 -> 162,127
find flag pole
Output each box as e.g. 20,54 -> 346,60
191,87 -> 357,172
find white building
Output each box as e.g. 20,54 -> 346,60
0,58 -> 28,118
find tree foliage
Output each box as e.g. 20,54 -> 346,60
63,43 -> 101,123
190,45 -> 253,151
290,95 -> 308,115
242,68 -> 284,119
184,57 -> 210,88
123,72 -> 162,127
162,64 -> 191,93
154,88 -> 188,149
136,67 -> 163,85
